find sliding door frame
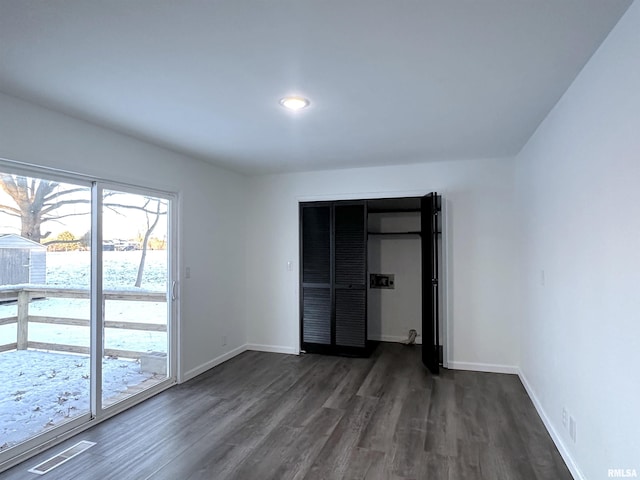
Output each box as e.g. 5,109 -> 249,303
95,181 -> 178,418
90,182 -> 104,418
0,158 -> 180,473
0,160 -> 95,470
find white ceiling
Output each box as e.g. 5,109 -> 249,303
0,1 -> 632,175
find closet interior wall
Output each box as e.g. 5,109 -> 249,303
367,211 -> 422,344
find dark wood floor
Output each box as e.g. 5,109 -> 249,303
2,344 -> 571,480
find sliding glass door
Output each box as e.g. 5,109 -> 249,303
0,167 -> 176,470
0,172 -> 93,455
100,187 -> 171,408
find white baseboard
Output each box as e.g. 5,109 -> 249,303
246,343 -> 299,355
368,334 -> 423,345
518,370 -> 584,480
181,343 -> 299,382
447,361 -> 519,374
181,344 -> 247,382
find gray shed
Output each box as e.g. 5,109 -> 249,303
0,234 -> 47,286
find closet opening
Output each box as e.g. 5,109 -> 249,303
299,194 -> 443,374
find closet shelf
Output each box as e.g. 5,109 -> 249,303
367,231 -> 422,236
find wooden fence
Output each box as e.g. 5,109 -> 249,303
0,286 -> 167,358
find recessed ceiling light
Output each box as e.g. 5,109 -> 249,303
279,96 -> 310,111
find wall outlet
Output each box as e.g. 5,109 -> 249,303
185,266 -> 191,279
562,408 -> 568,429
222,335 -> 227,346
569,416 -> 577,443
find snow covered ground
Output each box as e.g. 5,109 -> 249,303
0,350 -> 159,450
0,250 -> 169,452
46,250 -> 168,290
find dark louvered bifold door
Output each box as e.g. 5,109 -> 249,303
334,203 -> 367,348
301,205 -> 332,345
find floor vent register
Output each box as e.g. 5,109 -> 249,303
28,440 -> 96,475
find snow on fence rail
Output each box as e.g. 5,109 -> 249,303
0,286 -> 166,358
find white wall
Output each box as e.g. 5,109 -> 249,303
368,212 -> 422,343
246,157 -> 519,371
515,2 -> 640,478
0,92 -> 248,381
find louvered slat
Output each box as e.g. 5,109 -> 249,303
334,204 -> 366,349
302,207 -> 331,284
302,288 -> 331,344
335,289 -> 366,347
334,205 -> 365,286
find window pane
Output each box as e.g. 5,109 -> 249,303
101,189 -> 169,408
0,172 -> 91,452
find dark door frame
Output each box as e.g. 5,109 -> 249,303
298,193 -> 445,370
421,193 -> 441,374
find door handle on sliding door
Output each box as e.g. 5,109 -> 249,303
172,281 -> 177,301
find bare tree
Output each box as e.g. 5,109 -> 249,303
134,198 -> 165,287
0,174 -> 89,243
1,174 -> 167,288
102,195 -> 167,288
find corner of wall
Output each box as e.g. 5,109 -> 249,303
518,369 -> 586,480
